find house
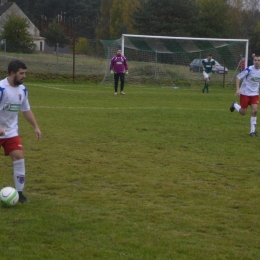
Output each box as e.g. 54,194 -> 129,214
0,0 -> 45,51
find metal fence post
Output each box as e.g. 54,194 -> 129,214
56,43 -> 59,74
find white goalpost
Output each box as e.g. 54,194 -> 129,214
101,34 -> 249,86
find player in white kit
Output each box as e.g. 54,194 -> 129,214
230,55 -> 260,136
0,60 -> 41,202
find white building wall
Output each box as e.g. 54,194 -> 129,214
0,3 -> 45,51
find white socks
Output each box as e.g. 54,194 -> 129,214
13,159 -> 25,192
250,117 -> 257,133
233,103 -> 257,133
234,103 -> 241,112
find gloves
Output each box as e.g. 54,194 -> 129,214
110,70 -> 114,75
125,71 -> 128,75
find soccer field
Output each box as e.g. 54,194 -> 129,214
0,82 -> 260,259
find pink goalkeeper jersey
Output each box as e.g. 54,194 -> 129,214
0,77 -> 30,138
110,55 -> 128,73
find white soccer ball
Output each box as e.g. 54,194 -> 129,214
0,187 -> 19,207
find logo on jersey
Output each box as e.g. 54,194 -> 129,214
18,94 -> 22,101
251,77 -> 260,82
3,104 -> 10,110
17,175 -> 25,184
3,103 -> 20,111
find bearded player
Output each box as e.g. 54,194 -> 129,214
0,60 -> 41,202
110,49 -> 129,95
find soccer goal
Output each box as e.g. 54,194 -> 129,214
100,34 -> 249,86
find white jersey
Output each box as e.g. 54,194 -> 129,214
237,65 -> 260,96
0,77 -> 30,138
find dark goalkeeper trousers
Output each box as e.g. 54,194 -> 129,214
114,73 -> 125,92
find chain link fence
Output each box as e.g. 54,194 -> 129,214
0,39 -> 107,82
0,37 -> 242,87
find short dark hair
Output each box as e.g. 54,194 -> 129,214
208,54 -> 212,57
8,60 -> 27,75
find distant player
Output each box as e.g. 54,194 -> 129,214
230,55 -> 260,136
201,54 -> 216,93
110,49 -> 128,95
239,57 -> 245,72
248,53 -> 255,67
0,60 -> 42,202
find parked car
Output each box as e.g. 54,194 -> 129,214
189,59 -> 228,74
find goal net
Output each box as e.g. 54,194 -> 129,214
100,34 -> 248,87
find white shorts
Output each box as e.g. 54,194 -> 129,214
203,71 -> 211,79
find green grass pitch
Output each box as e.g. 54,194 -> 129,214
0,82 -> 260,260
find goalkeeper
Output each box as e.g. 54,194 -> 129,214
201,54 -> 216,93
110,49 -> 129,95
